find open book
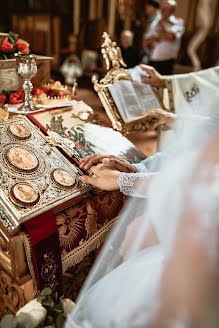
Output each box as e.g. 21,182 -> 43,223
108,79 -> 161,123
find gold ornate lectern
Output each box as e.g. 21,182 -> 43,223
92,32 -> 164,135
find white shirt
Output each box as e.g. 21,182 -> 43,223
145,15 -> 184,61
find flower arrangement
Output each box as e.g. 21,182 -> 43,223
0,81 -> 66,105
0,31 -> 30,60
0,88 -> 25,105
0,288 -> 75,328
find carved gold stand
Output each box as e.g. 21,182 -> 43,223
92,32 -> 164,135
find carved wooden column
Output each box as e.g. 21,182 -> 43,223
0,270 -> 29,317
107,0 -> 117,37
89,0 -> 97,21
124,0 -> 132,30
97,0 -> 103,19
73,0 -> 80,36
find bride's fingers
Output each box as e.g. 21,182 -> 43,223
79,155 -> 96,166
79,175 -> 99,187
89,164 -> 104,175
103,158 -> 130,172
81,155 -> 105,170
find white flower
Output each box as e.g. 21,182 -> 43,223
16,299 -> 47,327
61,298 -> 75,315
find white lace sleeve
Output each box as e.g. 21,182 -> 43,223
117,172 -> 158,197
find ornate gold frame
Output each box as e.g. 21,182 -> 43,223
92,32 -> 164,135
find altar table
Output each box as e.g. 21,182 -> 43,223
0,187 -> 126,317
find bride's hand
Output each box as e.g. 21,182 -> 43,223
79,154 -> 136,172
80,163 -> 121,191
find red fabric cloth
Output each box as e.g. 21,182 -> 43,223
25,211 -> 58,245
25,211 -> 63,296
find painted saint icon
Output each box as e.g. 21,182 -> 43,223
11,183 -> 39,205
7,147 -> 38,171
52,169 -> 76,187
8,123 -> 31,139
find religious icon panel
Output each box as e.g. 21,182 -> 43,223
52,169 -> 76,188
8,123 -> 31,140
10,182 -> 40,206
6,147 -> 39,171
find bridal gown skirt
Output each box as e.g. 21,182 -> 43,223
67,245 -> 164,328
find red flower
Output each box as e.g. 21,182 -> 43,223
0,37 -> 13,53
58,91 -> 65,98
34,88 -> 45,97
0,93 -> 6,104
16,38 -> 30,53
48,91 -> 57,98
9,88 -> 25,104
43,84 -> 52,96
17,88 -> 25,96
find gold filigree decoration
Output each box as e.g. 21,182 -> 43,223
0,116 -> 92,234
85,200 -> 98,240
0,104 -> 9,122
21,232 -> 38,296
101,32 -> 127,70
56,207 -> 84,250
96,190 -> 125,219
40,252 -> 59,292
165,78 -> 175,113
62,216 -> 119,271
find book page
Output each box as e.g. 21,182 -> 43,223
108,82 -> 127,122
109,80 -> 161,123
132,81 -> 161,113
108,81 -> 143,123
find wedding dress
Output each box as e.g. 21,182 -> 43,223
66,113 -> 219,327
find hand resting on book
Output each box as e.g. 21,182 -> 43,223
79,155 -> 137,191
80,154 -> 136,172
80,163 -> 121,191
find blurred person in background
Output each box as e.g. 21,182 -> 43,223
142,0 -> 161,64
120,30 -> 141,68
143,0 -> 184,75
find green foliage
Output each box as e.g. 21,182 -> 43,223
16,313 -> 34,328
0,288 -> 67,328
37,288 -> 65,327
0,314 -> 14,328
56,314 -> 66,328
40,288 -> 52,297
0,54 -> 8,60
1,90 -> 11,103
8,31 -> 19,46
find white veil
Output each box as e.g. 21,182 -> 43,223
66,106 -> 219,327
